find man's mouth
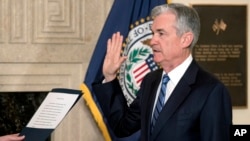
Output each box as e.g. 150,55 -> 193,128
153,49 -> 160,53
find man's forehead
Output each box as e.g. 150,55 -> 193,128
151,13 -> 176,29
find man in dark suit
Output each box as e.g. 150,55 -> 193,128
93,3 -> 232,141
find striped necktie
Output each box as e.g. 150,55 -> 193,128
151,74 -> 170,133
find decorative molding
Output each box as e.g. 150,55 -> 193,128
32,0 -> 85,44
0,63 -> 83,92
0,0 -> 4,43
10,0 -> 28,43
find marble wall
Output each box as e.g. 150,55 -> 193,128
0,92 -> 47,136
0,0 -> 114,140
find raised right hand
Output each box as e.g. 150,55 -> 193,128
103,32 -> 127,82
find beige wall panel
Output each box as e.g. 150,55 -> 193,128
0,0 -> 4,43
0,0 -> 114,140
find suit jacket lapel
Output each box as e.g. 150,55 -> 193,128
151,60 -> 199,139
144,70 -> 163,137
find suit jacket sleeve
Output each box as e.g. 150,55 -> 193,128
92,78 -> 141,137
200,82 -> 232,141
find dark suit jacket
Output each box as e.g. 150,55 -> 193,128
93,60 -> 232,141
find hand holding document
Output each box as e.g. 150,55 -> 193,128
20,88 -> 82,141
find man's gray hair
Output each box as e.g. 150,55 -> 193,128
151,3 -> 200,49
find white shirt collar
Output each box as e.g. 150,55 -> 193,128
163,55 -> 193,85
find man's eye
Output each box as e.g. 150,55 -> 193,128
159,32 -> 164,36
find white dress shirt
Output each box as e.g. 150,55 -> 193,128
152,55 -> 193,115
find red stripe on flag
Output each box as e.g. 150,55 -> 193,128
135,66 -> 149,79
136,69 -> 150,84
133,63 -> 147,73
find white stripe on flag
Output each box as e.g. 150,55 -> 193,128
133,62 -> 150,86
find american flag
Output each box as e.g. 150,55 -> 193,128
132,54 -> 159,87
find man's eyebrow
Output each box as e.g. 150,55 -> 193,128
156,29 -> 165,32
153,28 -> 166,34
151,27 -> 166,34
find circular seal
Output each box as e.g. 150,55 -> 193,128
119,18 -> 159,105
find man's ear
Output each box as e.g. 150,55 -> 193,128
181,32 -> 194,48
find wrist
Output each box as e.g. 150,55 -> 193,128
104,75 -> 116,82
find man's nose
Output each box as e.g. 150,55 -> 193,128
150,36 -> 157,46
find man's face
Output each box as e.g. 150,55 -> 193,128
150,12 -> 183,67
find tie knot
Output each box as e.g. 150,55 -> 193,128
162,74 -> 170,84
